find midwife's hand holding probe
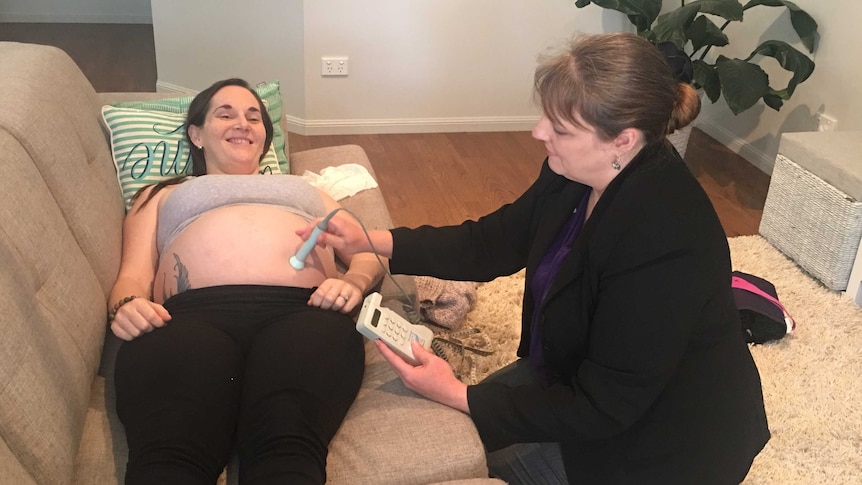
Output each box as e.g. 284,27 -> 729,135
296,214 -> 470,414
291,209 -> 381,313
296,212 -> 394,259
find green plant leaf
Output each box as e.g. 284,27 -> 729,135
652,3 -> 701,48
687,15 -> 729,54
691,0 -> 745,21
742,0 -> 818,53
573,0 -> 817,115
693,60 -> 721,102
763,90 -> 785,111
715,55 -> 769,114
652,1 -> 743,48
744,40 -> 815,100
577,0 -> 663,32
786,3 -> 818,53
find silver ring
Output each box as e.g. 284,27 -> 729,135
339,294 -> 349,301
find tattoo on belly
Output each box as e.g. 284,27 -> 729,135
164,253 -> 191,301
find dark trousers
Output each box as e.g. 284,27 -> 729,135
482,360 -> 569,485
115,285 -> 365,485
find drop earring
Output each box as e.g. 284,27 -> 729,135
612,157 -> 621,171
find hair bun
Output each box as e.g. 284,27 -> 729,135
668,82 -> 701,134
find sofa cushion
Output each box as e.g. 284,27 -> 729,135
0,42 -> 125,297
324,347 -> 488,485
0,438 -> 39,485
0,131 -> 108,485
110,81 -> 289,174
0,42 -> 125,484
72,373 -> 125,484
101,106 -> 282,211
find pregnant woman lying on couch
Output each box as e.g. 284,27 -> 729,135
107,78 -> 382,485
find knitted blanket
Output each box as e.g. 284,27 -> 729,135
414,276 -> 478,330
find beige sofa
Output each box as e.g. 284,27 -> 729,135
0,41 -> 502,485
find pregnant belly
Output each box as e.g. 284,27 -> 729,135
153,205 -> 337,303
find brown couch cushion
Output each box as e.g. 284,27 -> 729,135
0,124 -> 107,483
325,349 -> 488,484
0,42 -> 124,295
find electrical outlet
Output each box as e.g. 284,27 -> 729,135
817,113 -> 838,132
321,57 -> 349,76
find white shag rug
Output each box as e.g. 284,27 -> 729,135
461,235 -> 862,484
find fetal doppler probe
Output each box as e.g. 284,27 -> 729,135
288,207 -> 420,323
289,209 -> 341,270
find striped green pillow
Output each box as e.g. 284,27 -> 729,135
111,81 -> 289,174
102,106 -> 282,211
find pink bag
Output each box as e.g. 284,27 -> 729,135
731,271 -> 796,344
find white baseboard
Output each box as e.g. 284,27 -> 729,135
151,87 -> 536,135
0,13 -> 152,24
285,115 -> 540,136
695,119 -> 775,174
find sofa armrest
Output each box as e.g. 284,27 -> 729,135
289,145 -> 390,227
97,92 -> 173,106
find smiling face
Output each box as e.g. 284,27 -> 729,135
187,85 -> 267,175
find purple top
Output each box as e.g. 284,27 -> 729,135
528,189 -> 591,380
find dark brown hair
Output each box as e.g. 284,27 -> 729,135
186,78 -> 274,174
133,78 -> 274,211
534,32 -> 700,145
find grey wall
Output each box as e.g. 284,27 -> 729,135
0,0 -> 151,23
11,0 -> 855,174
693,0 -> 861,173
150,0 -> 624,135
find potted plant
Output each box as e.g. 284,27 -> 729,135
574,0 -> 818,115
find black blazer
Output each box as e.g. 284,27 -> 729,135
390,142 -> 769,484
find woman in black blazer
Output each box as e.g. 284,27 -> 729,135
304,33 -> 769,484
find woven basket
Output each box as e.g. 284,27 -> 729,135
760,154 -> 862,291
666,124 -> 693,159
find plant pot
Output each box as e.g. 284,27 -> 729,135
667,124 -> 693,159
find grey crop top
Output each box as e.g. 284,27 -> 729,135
156,175 -> 327,254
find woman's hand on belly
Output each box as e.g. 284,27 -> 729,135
308,278 -> 363,313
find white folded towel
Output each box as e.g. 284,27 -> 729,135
301,163 -> 379,201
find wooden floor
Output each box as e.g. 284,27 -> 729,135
288,124 -> 770,236
0,23 -> 770,236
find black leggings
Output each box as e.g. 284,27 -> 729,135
115,285 -> 365,485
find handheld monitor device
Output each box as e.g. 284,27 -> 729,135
356,292 -> 433,366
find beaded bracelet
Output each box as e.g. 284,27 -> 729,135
108,295 -> 137,322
